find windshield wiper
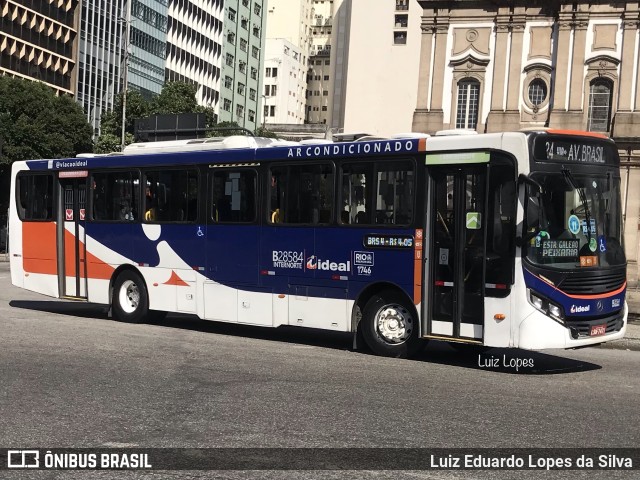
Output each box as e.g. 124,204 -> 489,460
562,168 -> 592,242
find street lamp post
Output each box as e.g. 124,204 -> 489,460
120,1 -> 132,152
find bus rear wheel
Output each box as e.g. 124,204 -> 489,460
361,291 -> 422,358
112,270 -> 149,323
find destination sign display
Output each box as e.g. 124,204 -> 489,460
540,239 -> 579,259
533,137 -> 618,166
363,234 -> 414,249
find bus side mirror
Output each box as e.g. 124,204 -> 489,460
518,174 -> 542,194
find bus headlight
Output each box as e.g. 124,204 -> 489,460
548,303 -> 563,320
530,293 -> 544,310
528,290 -> 564,321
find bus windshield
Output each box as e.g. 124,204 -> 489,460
525,171 -> 625,269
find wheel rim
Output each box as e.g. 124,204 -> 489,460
118,279 -> 140,314
375,303 -> 413,344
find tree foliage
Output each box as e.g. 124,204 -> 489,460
95,81 -> 217,153
0,76 -> 92,164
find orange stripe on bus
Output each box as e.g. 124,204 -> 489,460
22,222 -> 57,275
546,129 -> 609,139
413,228 -> 423,305
163,271 -> 190,286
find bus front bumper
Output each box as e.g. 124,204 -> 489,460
516,304 -> 628,350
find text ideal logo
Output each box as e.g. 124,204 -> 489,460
306,255 -> 351,272
570,305 -> 591,314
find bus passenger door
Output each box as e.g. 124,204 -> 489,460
426,163 -> 488,342
58,177 -> 88,298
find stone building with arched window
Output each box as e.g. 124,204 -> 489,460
412,0 -> 640,282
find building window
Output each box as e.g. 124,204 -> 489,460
224,76 -> 232,89
240,38 -> 248,51
239,60 -> 247,73
324,75 -> 329,81
270,105 -> 275,116
272,68 -> 278,77
253,26 -> 261,38
322,90 -> 328,96
455,79 -> 480,129
237,83 -> 245,95
252,46 -> 259,59
227,32 -> 235,44
395,14 -> 408,28
242,0 -> 249,6
395,0 -> 408,11
236,104 -> 245,117
528,79 -> 547,106
223,99 -> 231,111
248,109 -> 256,122
226,53 -> 234,67
322,106 -> 327,111
393,31 -> 407,45
254,3 -> 262,16
588,79 -> 613,132
241,18 -> 248,29
251,67 -> 257,80
250,88 -> 256,100
228,8 -> 236,22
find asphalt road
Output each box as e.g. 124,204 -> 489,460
0,261 -> 639,479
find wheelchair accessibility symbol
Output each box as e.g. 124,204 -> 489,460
598,235 -> 606,253
197,226 -> 204,237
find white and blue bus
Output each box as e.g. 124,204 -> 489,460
9,129 -> 627,357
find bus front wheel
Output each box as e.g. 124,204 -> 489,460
361,291 -> 422,358
112,270 -> 149,323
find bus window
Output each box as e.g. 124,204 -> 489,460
211,170 -> 257,223
485,154 -> 516,295
269,164 -> 333,225
91,171 -> 140,221
144,169 -> 198,223
375,161 -> 414,225
340,162 -> 373,224
16,174 -> 54,221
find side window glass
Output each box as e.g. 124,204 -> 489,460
144,170 -> 198,222
485,154 -> 516,294
17,175 -> 54,221
341,162 -> 373,224
212,170 -> 256,223
269,164 -> 333,224
92,172 -> 140,221
375,161 -> 414,225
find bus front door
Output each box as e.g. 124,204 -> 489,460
58,177 -> 87,298
427,165 -> 487,342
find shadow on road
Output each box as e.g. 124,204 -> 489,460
10,300 -> 602,374
413,341 -> 602,375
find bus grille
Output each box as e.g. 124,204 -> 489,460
565,313 -> 624,339
559,271 -> 626,295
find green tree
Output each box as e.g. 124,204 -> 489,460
0,76 -> 92,163
254,126 -> 278,138
95,90 -> 149,152
150,81 -> 199,114
0,76 -> 92,213
95,82 -> 218,153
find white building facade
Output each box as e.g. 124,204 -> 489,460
329,0 -> 421,136
263,38 -> 307,124
165,0 -> 224,107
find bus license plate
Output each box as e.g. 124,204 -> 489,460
590,324 -> 606,336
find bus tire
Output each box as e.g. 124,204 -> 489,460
361,290 -> 422,358
112,270 -> 149,323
